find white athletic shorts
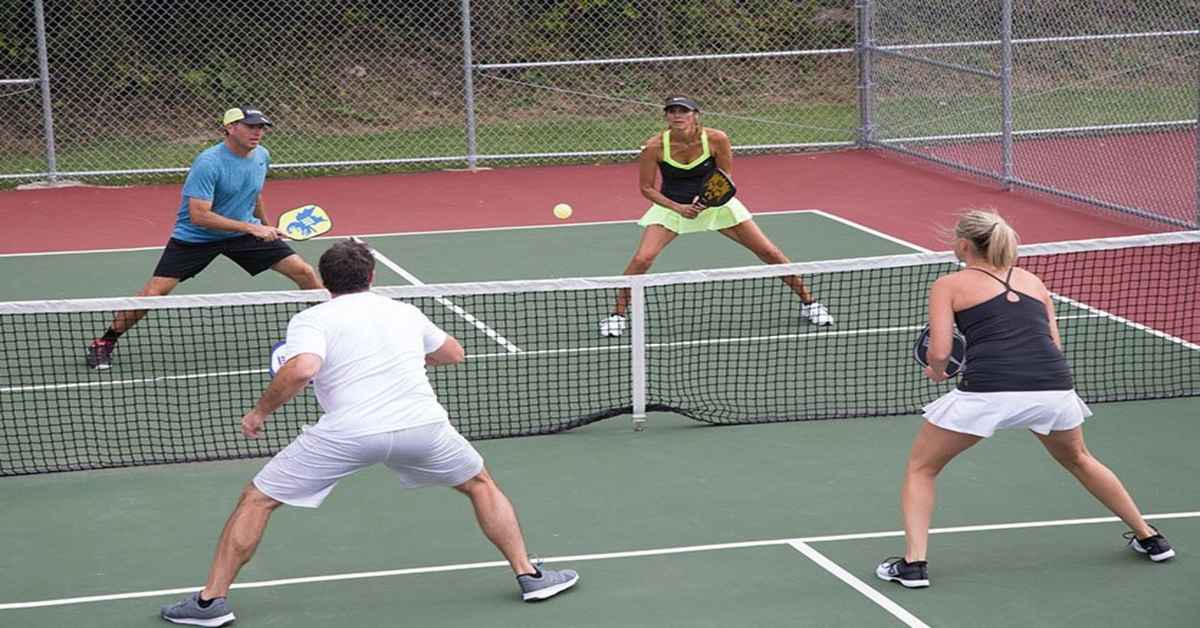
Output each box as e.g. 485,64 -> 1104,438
923,389 -> 1092,438
253,421 -> 484,508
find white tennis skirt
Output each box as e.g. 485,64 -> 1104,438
923,389 -> 1092,438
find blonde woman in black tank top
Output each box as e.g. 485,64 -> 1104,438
876,210 -> 1174,589
597,96 -> 832,337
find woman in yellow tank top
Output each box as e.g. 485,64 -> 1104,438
599,96 -> 833,336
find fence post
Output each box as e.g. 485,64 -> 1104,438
1194,47 -> 1199,227
33,0 -> 58,183
1000,0 -> 1014,189
855,0 -> 875,147
460,0 -> 479,170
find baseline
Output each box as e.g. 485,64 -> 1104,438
0,209 -> 825,258
0,312 -> 1107,394
3,510 -> 1195,611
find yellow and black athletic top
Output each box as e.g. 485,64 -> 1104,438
658,130 -> 717,204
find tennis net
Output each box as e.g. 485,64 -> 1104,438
2,231 -> 1197,475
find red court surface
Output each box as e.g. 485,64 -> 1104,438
0,148 -> 1171,255
1025,242 -> 1200,345
920,129 -> 1196,227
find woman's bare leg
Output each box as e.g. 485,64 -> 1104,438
613,225 -> 677,316
901,422 -> 983,562
719,220 -> 812,302
1036,427 -> 1155,538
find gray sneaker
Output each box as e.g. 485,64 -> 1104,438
517,564 -> 580,601
160,592 -> 236,627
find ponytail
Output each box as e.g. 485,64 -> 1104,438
955,209 -> 1019,268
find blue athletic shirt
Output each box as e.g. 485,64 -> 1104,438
172,142 -> 271,243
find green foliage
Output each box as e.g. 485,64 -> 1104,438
0,33 -> 30,65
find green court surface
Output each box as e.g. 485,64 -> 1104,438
1,210 -> 1197,626
0,211 -> 908,300
0,402 -> 1196,627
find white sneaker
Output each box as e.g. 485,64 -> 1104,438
599,314 -> 627,337
801,302 -> 833,326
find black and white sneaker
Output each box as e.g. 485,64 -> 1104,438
1125,527 -> 1175,562
876,557 -> 930,588
85,338 -> 116,369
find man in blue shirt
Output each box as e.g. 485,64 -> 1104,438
85,107 -> 321,369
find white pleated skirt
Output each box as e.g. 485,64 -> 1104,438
923,389 -> 1092,438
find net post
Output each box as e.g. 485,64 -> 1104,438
855,0 -> 875,147
629,280 -> 647,431
460,0 -> 479,170
33,0 -> 58,183
1000,0 -> 1014,189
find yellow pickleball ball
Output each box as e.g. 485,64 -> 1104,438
553,203 -> 573,220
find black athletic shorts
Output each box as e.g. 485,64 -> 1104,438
152,235 -> 297,281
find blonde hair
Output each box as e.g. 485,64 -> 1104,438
955,209 -> 1019,268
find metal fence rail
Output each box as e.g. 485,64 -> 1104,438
864,0 -> 1199,227
0,0 -> 1196,228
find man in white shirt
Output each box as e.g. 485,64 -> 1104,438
161,240 -> 579,627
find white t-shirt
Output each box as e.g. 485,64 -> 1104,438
284,291 -> 450,438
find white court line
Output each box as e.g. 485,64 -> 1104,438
470,312 -> 1103,359
1057,313 -> 1104,321
1,313 -> 1107,393
812,210 -> 1200,352
1051,293 -> 1200,351
0,209 -> 823,257
353,236 -> 521,354
3,510 -> 1196,611
0,368 -> 265,393
471,324 -> 929,360
789,541 -> 930,628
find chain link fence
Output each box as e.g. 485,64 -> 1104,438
466,1 -> 857,166
1,2 -> 472,178
1,1 -> 1197,227
865,0 -> 1199,227
0,1 -> 857,182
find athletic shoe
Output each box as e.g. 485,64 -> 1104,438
517,563 -> 580,601
85,338 -> 116,370
160,592 -> 236,627
875,557 -> 930,588
1125,527 -> 1176,562
599,314 -> 627,337
801,302 -> 834,326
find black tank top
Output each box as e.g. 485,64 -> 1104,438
954,267 -> 1074,392
657,129 -> 717,204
